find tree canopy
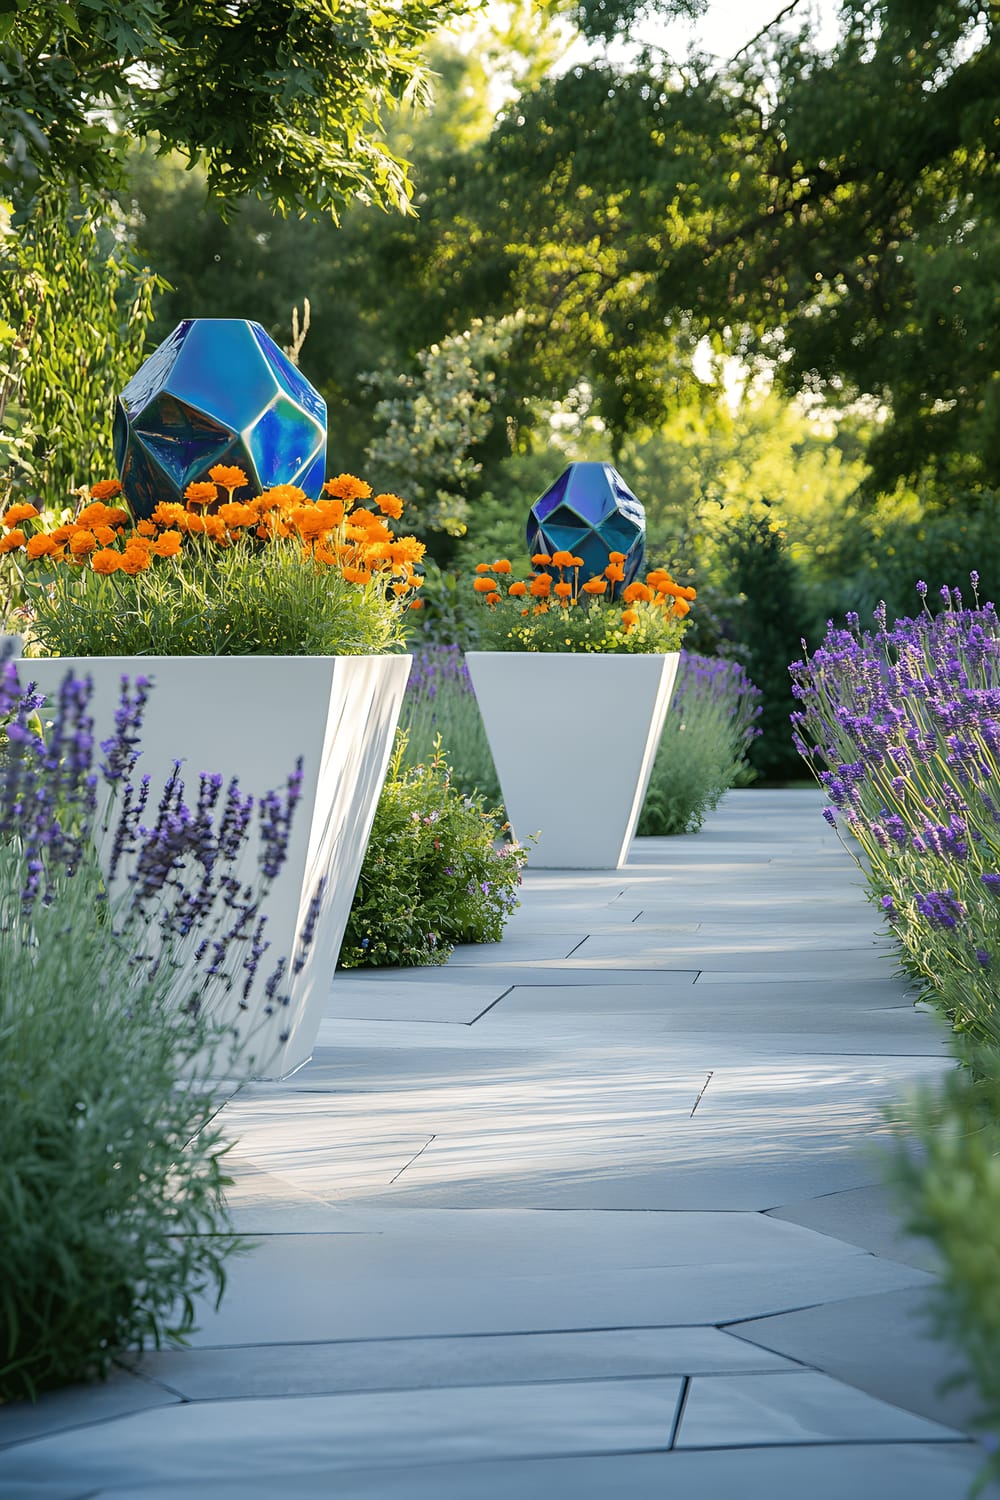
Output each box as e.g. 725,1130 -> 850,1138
0,0 -> 474,217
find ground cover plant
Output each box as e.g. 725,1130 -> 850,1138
638,650 -> 762,836
341,731 -> 527,968
0,660 -> 313,1399
789,580 -> 1000,1479
6,470 -> 424,656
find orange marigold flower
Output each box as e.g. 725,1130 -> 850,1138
218,501 -> 257,529
475,562 -> 494,574
184,481 -> 218,507
105,508 -> 129,528
25,533 -> 58,560
89,479 -> 123,501
473,576 -> 497,593
672,598 -> 691,618
486,591 -> 501,607
391,581 -> 414,597
119,547 -> 152,575
317,497 -> 345,527
375,492 -> 404,520
91,549 -> 121,575
508,580 -> 528,597
323,474 -> 372,502
76,503 -> 115,530
621,608 -> 639,631
50,524 -> 76,544
551,549 -> 574,568
581,577 -> 607,595
258,484 -> 307,511
151,501 -> 186,528
389,538 -> 425,567
289,506 -> 327,540
207,464 -> 248,491
605,562 -> 625,583
531,552 -> 552,566
150,530 -> 183,558
533,602 -> 549,615
408,597 -> 424,610
493,559 -> 512,574
622,581 -> 654,603
2,503 -> 39,527
681,586 -> 697,601
136,519 -> 157,537
529,574 -> 552,597
0,529 -> 25,553
570,555 -> 584,568
608,551 -> 626,564
341,564 -> 371,585
93,525 -> 117,546
554,580 -> 573,598
69,530 -> 98,556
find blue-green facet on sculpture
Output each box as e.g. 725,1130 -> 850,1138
526,461 -> 646,585
113,319 -> 327,518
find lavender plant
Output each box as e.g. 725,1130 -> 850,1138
0,661 -> 314,1398
638,650 -> 762,836
789,582 -> 1000,1042
398,644 -> 500,805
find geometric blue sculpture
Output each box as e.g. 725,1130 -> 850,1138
113,319 -> 327,518
526,462 -> 646,586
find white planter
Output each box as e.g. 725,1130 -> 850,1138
466,651 -> 679,869
17,654 -> 410,1078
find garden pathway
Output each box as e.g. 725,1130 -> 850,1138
2,788 -> 996,1499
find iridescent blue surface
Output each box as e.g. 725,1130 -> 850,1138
114,319 -> 327,517
526,462 -> 646,585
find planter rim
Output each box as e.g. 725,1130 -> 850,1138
18,652 -> 412,663
465,649 -> 678,658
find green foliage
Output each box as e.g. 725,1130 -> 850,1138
0,846 -> 240,1401
0,0 -> 474,218
718,509 -> 815,782
474,593 -> 688,654
399,646 -> 500,804
364,317 -> 519,563
2,191 -> 164,507
888,1049 -> 1000,1488
341,732 -> 527,968
638,652 -> 761,836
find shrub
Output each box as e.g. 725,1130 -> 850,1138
0,661 -> 313,1398
638,650 -> 762,836
341,732 -> 527,968
889,1049 -> 1000,1489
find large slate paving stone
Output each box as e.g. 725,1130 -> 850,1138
675,1369 -> 960,1447
0,1379 -> 684,1491
0,1366 -> 178,1449
133,1326 -> 797,1401
76,1444 -> 1000,1500
179,1240 -> 930,1346
767,1182 -> 941,1271
726,1286 -> 977,1433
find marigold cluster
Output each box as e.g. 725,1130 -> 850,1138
2,473 -> 425,607
471,551 -> 696,632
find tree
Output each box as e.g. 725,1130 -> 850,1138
0,0 -> 474,220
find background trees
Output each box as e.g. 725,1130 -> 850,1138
4,0 -> 998,775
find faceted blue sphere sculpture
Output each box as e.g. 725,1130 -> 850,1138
526,462 -> 646,585
114,319 -> 327,517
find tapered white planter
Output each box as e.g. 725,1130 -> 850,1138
19,655 -> 410,1078
466,651 -> 679,869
